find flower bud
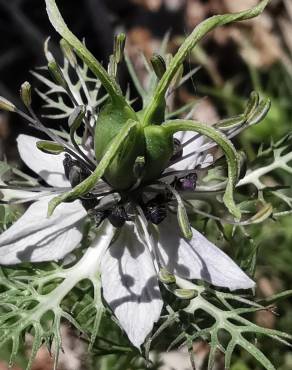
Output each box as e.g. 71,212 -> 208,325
36,141 -> 65,155
48,60 -> 68,90
174,289 -> 197,300
113,33 -> 126,64
177,201 -> 193,240
20,82 -> 32,108
150,54 -> 166,80
159,268 -> 176,284
60,38 -> 77,66
69,106 -> 86,129
0,97 -> 16,112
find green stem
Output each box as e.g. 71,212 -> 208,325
162,119 -> 240,219
48,120 -> 139,215
142,0 -> 269,126
45,0 -> 129,108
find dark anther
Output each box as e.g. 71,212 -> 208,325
170,138 -> 183,162
63,154 -> 91,187
144,195 -> 168,225
108,206 -> 129,228
89,209 -> 110,227
63,154 -> 98,210
173,173 -> 197,192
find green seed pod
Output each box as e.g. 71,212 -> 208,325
20,82 -> 32,108
36,141 -> 65,155
143,125 -> 174,181
94,102 -> 143,189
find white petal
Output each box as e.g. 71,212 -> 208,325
0,196 -> 87,264
164,132 -> 213,181
17,135 -> 70,187
0,181 -> 36,202
101,222 -> 163,348
157,216 -> 255,291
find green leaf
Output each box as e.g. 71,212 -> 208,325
173,277 -> 292,370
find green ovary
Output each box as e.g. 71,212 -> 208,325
143,125 -> 174,181
94,107 -> 173,189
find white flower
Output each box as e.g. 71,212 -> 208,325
0,133 -> 254,348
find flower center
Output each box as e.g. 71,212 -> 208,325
63,139 -> 197,229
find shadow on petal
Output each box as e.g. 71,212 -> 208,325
101,222 -> 163,347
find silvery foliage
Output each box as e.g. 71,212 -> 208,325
0,2 -> 292,369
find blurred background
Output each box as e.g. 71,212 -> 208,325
0,0 -> 291,369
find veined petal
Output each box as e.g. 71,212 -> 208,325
157,215 -> 255,291
101,222 -> 163,348
0,196 -> 87,264
17,134 -> 70,188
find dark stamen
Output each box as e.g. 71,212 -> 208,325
170,138 -> 183,162
108,206 -> 129,228
173,173 -> 197,192
143,194 -> 169,225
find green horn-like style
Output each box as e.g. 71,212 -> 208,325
142,0 -> 270,127
45,0 -> 131,110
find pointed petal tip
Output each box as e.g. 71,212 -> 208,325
228,277 -> 256,292
101,222 -> 163,348
157,215 -> 257,292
